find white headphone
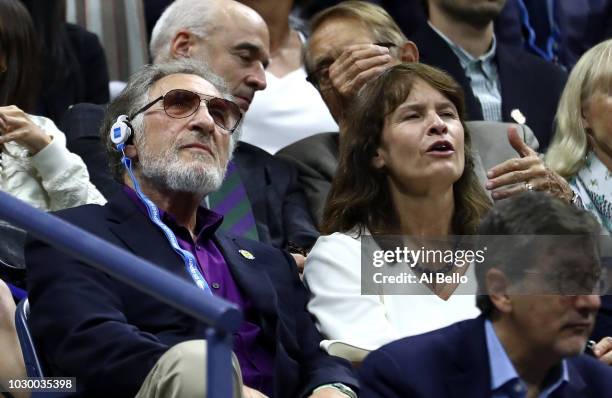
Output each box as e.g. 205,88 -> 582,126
110,115 -> 133,146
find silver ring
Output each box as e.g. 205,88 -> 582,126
525,182 -> 534,191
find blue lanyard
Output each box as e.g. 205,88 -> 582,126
119,144 -> 212,295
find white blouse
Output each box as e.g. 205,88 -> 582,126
304,231 -> 480,360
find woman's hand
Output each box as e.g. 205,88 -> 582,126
0,105 -> 52,154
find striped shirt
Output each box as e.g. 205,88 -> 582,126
429,22 -> 502,122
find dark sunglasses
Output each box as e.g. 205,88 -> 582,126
130,89 -> 243,133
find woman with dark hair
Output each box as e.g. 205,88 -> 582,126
304,63 -> 491,360
19,0 -> 109,123
0,0 -> 105,211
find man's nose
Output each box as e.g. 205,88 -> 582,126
189,103 -> 217,134
245,63 -> 267,91
574,294 -> 601,312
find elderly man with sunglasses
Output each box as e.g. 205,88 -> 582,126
25,59 -> 358,398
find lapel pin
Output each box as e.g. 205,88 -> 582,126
239,249 -> 255,260
510,109 -> 526,125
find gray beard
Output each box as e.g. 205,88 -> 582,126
138,142 -> 226,196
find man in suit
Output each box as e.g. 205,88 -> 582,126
279,1 -> 573,225
62,0 -> 318,261
411,0 -> 567,151
26,59 -> 357,397
359,192 -> 612,397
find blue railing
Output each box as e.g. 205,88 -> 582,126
0,190 -> 242,398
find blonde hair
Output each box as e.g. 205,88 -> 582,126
546,39 -> 612,178
304,1 -> 407,74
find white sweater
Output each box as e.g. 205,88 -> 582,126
0,114 -> 106,211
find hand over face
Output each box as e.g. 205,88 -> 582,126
328,43 -> 394,100
485,126 -> 573,202
325,44 -> 396,125
0,105 -> 52,154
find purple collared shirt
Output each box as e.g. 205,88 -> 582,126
123,187 -> 274,395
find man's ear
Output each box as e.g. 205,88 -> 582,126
124,144 -> 138,161
399,41 -> 419,63
171,30 -> 194,58
486,268 -> 512,314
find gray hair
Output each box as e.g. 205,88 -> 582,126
149,0 -> 220,63
100,58 -> 241,182
304,1 -> 408,75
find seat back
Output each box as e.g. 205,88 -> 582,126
15,299 -> 44,378
0,220 -> 27,289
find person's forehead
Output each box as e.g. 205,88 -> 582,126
150,74 -> 220,98
309,16 -> 376,65
400,79 -> 453,106
211,4 -> 270,53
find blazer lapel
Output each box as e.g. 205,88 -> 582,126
105,191 -> 189,278
446,317 -> 491,398
553,361 -> 587,398
214,233 -> 278,318
496,45 -> 523,124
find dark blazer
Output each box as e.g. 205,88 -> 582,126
59,103 -> 319,250
359,316 -> 612,398
25,191 -> 357,397
410,23 -> 567,151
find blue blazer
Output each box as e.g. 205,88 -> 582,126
359,316 -> 612,398
25,191 -> 356,397
410,24 -> 567,151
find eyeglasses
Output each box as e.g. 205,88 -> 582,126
130,89 -> 243,133
523,268 -> 609,295
306,42 -> 397,91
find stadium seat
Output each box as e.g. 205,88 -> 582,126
15,299 -> 44,378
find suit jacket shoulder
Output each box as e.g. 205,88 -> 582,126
233,141 -> 319,249
359,317 -> 490,398
276,132 -> 339,224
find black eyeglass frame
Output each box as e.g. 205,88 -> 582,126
305,42 -> 397,91
130,89 -> 243,134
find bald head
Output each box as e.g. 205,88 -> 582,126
150,0 -> 270,112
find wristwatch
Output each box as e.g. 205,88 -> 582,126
313,383 -> 357,398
